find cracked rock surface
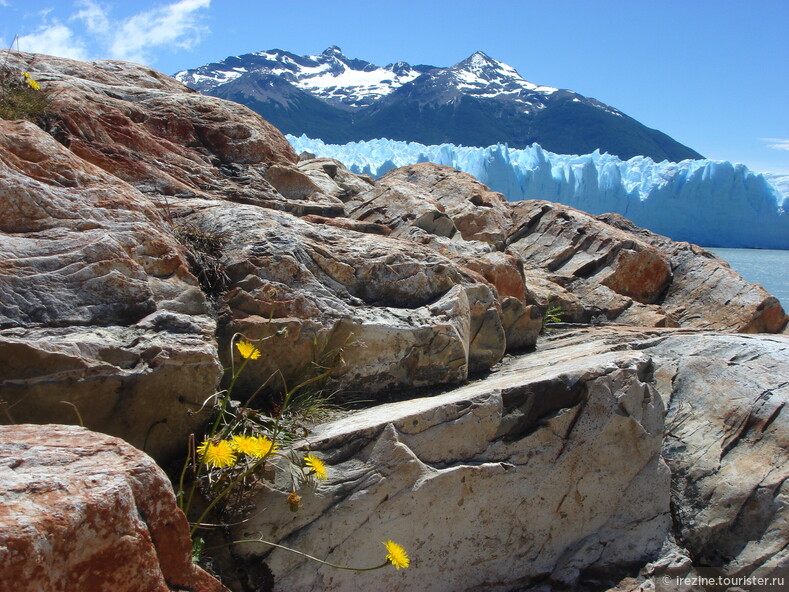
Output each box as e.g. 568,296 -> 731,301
1,52 -> 785,457
227,328 -> 789,592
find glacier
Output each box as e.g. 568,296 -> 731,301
288,134 -> 789,250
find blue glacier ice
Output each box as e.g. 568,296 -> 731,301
288,134 -> 789,250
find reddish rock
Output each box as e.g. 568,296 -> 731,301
597,212 -> 788,332
508,200 -> 672,305
0,424 -> 227,592
1,51 -> 351,218
0,49 -> 785,455
0,119 -> 221,462
355,163 -> 513,247
507,201 -> 787,331
464,251 -> 526,300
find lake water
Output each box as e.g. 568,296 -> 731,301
709,248 -> 789,310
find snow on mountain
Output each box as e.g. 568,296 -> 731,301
175,46 -> 428,108
289,135 -> 789,250
436,51 -> 558,101
174,47 -> 562,109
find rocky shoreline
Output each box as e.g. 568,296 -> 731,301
0,51 -> 787,591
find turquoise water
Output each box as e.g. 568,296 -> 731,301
709,248 -> 789,310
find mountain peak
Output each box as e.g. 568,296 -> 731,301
322,45 -> 344,57
467,50 -> 496,65
174,46 -> 702,163
455,51 -> 516,77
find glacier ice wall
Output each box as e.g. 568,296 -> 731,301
288,134 -> 789,250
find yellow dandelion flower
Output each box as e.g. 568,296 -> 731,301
197,439 -> 237,469
251,435 -> 276,458
235,339 -> 261,360
304,453 -> 328,480
383,540 -> 409,570
230,434 -> 259,456
23,72 -> 40,91
230,434 -> 276,458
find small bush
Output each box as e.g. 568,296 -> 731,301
0,66 -> 48,122
180,335 -> 411,574
172,221 -> 231,303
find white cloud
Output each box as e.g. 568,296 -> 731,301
73,0 -> 111,35
12,0 -> 211,65
107,0 -> 211,63
17,23 -> 89,60
762,138 -> 789,151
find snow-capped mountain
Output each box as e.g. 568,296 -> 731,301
176,45 -> 433,109
175,47 -> 702,162
289,135 -> 789,250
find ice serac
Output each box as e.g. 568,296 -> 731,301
288,136 -> 789,250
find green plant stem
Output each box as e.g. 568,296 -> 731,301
177,434 -> 195,511
213,538 -> 390,572
189,449 -> 274,537
182,352 -> 251,515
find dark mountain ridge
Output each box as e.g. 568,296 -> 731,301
176,47 -> 703,162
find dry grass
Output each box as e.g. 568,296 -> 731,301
0,66 -> 49,122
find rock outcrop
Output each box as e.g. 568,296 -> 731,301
1,51 -> 788,592
0,424 -> 227,592
598,213 -> 788,333
189,202 -> 503,393
1,53 -> 785,447
228,329 -> 789,592
655,333 -> 789,581
0,118 -> 221,461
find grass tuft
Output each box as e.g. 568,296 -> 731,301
0,66 -> 49,122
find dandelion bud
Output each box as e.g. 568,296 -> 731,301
287,491 -> 302,512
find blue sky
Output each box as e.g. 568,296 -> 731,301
2,0 -> 787,173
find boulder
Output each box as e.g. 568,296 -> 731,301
266,164 -> 345,215
508,201 -> 673,306
655,332 -> 789,579
0,424 -> 227,592
350,179 -> 458,239
1,50 -> 339,217
598,213 -> 788,333
508,201 -> 787,331
0,119 -> 221,461
297,157 -> 374,202
230,329 -> 671,591
182,203 -> 505,395
351,163 -> 513,247
223,328 -> 789,591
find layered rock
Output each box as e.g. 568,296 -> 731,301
507,201 -> 787,332
225,328 -> 789,591
0,424 -> 227,592
1,50 -> 788,592
184,202 -> 504,393
655,333 -> 789,579
598,213 -> 788,332
232,329 -> 671,591
0,118 -> 221,461
0,49 -> 785,439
